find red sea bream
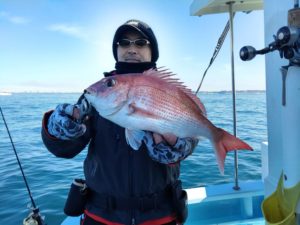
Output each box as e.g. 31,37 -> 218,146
84,69 -> 252,174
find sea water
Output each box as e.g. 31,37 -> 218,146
0,92 -> 267,225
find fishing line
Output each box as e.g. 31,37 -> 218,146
0,106 -> 46,225
195,14 -> 235,95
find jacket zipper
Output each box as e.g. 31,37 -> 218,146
131,218 -> 136,225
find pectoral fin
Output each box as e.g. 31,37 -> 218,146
125,129 -> 145,150
128,102 -> 159,119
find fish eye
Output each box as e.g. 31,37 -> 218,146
106,78 -> 116,87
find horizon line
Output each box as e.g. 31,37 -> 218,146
0,89 -> 266,95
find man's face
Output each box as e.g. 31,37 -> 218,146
117,30 -> 152,63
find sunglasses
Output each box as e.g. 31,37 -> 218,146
117,39 -> 150,48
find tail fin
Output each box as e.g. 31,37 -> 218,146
212,128 -> 253,175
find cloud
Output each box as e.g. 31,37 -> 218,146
48,23 -> 88,40
0,11 -> 30,24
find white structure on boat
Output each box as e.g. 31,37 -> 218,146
187,0 -> 300,224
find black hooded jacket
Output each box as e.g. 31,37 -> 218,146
41,65 -> 196,225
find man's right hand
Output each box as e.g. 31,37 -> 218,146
47,104 -> 86,140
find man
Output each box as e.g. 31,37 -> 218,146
42,19 -> 198,225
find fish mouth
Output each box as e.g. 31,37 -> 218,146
84,87 -> 96,96
83,89 -> 96,104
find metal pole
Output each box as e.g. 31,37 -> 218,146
227,1 -> 240,190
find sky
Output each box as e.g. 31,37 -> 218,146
0,0 -> 265,92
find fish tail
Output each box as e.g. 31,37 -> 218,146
212,128 -> 253,175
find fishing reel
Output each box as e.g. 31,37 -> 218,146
239,3 -> 300,106
240,25 -> 300,65
240,2 -> 300,65
23,207 -> 46,225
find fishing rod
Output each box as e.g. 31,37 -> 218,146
0,107 -> 46,225
195,13 -> 234,94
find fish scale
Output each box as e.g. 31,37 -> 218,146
131,86 -> 198,135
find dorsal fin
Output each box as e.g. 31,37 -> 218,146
142,68 -> 206,115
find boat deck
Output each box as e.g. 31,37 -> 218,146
62,180 -> 265,225
185,180 -> 264,224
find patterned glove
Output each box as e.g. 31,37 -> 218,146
47,104 -> 86,140
143,131 -> 198,164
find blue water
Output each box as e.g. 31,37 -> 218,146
0,92 -> 267,225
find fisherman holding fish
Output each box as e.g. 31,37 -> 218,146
41,20 -> 202,225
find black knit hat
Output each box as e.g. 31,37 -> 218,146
112,19 -> 159,63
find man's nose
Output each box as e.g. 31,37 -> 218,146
127,44 -> 138,53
